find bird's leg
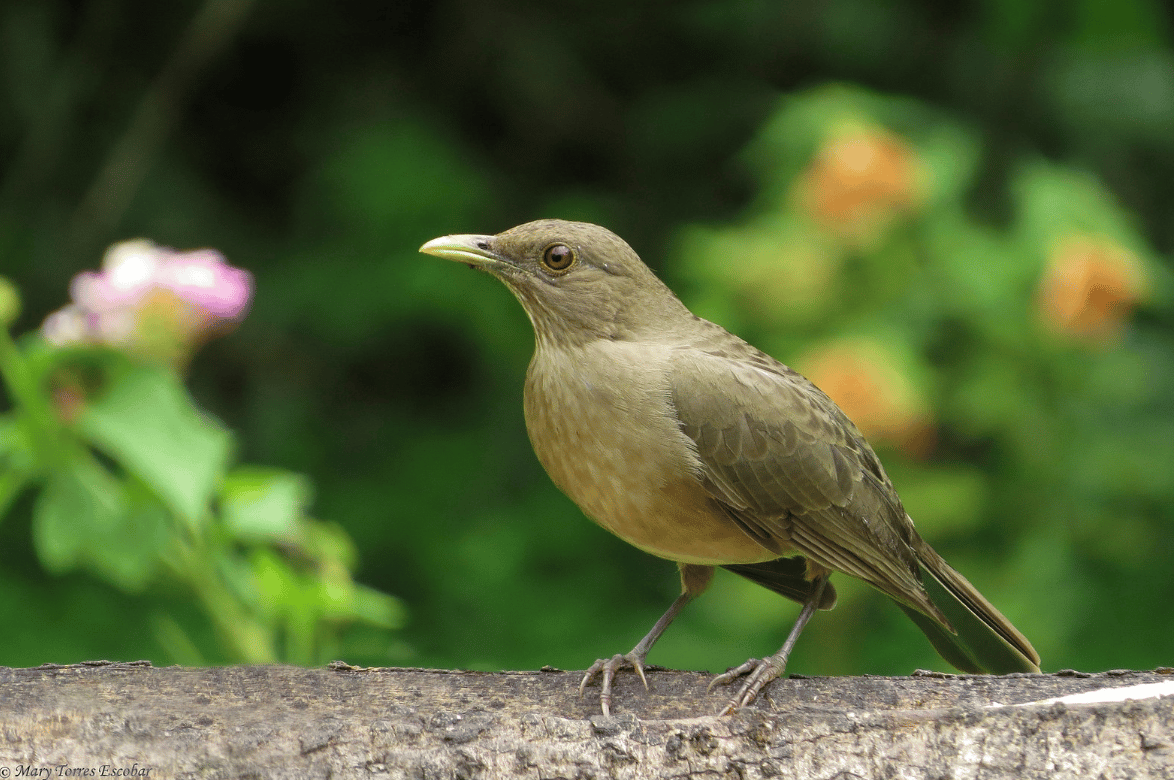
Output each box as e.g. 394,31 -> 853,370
580,563 -> 713,716
710,573 -> 830,715
579,592 -> 690,716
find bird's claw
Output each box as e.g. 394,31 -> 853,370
579,652 -> 649,716
708,657 -> 782,715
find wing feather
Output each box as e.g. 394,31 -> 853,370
670,340 -> 942,620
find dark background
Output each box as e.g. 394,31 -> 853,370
1,0 -> 1172,676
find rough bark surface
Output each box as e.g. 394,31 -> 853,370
0,662 -> 1171,779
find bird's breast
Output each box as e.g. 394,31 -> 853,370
523,341 -> 778,565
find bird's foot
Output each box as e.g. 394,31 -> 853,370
710,573 -> 826,714
708,655 -> 787,715
579,652 -> 649,717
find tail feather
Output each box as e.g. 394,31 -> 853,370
723,547 -> 1040,676
913,545 -> 1040,674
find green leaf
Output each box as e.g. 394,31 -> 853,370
0,414 -> 37,521
348,585 -> 406,630
1013,160 -> 1149,255
33,457 -> 125,573
221,466 -> 310,538
79,366 -> 233,528
31,456 -> 167,592
90,481 -> 169,592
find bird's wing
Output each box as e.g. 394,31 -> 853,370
668,341 -> 942,621
722,557 -> 839,610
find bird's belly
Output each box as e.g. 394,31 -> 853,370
524,353 -> 778,566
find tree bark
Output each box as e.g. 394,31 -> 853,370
0,662 -> 1171,779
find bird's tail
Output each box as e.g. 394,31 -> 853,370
902,541 -> 1041,674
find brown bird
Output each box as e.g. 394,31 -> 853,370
420,219 -> 1040,715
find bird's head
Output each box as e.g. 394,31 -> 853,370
420,219 -> 688,346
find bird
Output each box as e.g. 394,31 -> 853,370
420,219 -> 1040,716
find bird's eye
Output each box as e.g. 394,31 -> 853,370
542,243 -> 575,272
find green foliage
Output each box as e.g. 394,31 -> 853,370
0,329 -> 403,665
80,363 -> 232,529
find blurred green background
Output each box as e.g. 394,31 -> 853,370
1,0 -> 1172,677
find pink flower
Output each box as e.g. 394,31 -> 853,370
42,239 -> 253,366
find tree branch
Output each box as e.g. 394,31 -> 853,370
0,662 -> 1170,778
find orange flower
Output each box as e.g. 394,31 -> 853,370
800,339 -> 934,457
797,129 -> 922,245
1037,235 -> 1147,345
